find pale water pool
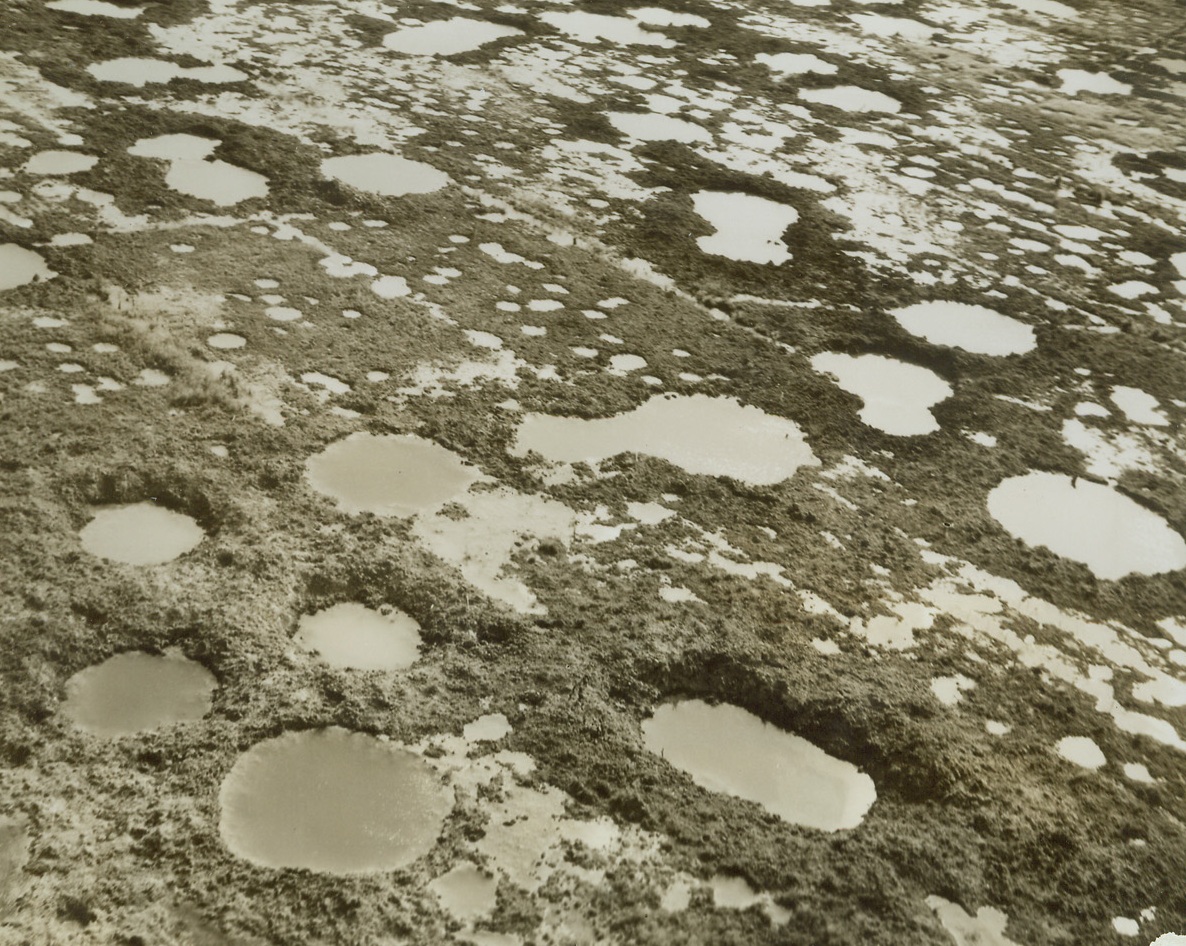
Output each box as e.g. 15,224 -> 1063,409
128,134 -> 218,161
306,432 -> 481,516
63,652 -> 216,737
642,699 -> 876,831
927,896 -> 1021,946
219,728 -> 452,874
23,150 -> 98,175
165,159 -> 268,206
206,332 -> 246,349
630,7 -> 710,27
692,191 -> 799,265
799,86 -> 900,113
999,0 -> 1077,16
539,11 -> 677,46
294,602 -> 422,671
755,52 -> 837,76
0,244 -> 55,291
511,393 -> 818,486
887,301 -> 1036,356
987,472 -> 1186,580
79,502 -> 205,566
463,713 -> 513,742
810,353 -> 952,436
382,18 -> 523,56
87,58 -> 247,87
321,153 -> 450,197
607,112 -> 710,143
87,58 -> 182,85
1057,69 -> 1131,95
46,0 -> 143,16
1055,735 -> 1106,769
1110,386 -> 1168,426
710,875 -> 790,926
429,862 -> 499,919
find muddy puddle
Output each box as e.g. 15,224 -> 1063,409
306,432 -> 481,517
79,502 -> 205,566
799,86 -> 900,113
165,160 -> 268,206
382,18 -> 523,56
987,472 -> 1186,580
294,602 -> 422,671
888,302 -> 1036,355
23,150 -> 97,175
62,652 -> 216,737
512,393 -> 817,485
692,191 -> 799,264
0,244 -> 54,291
642,700 -> 876,831
607,112 -> 710,143
321,153 -> 450,197
218,728 -> 452,874
46,0 -> 143,16
206,332 -> 246,349
810,353 -> 952,435
128,134 -> 216,161
429,863 -> 499,920
539,11 -> 678,46
87,58 -> 247,86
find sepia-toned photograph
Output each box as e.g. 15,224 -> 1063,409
1,0 -> 1184,942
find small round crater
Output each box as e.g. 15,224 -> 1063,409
218,727 -> 452,874
62,652 -> 217,737
642,699 -> 877,831
79,502 -> 205,565
294,602 -> 422,671
305,432 -> 481,517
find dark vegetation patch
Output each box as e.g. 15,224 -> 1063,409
603,141 -> 867,306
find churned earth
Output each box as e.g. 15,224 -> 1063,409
1,0 -> 1185,942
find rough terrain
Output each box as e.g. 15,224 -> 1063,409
1,0 -> 1185,943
